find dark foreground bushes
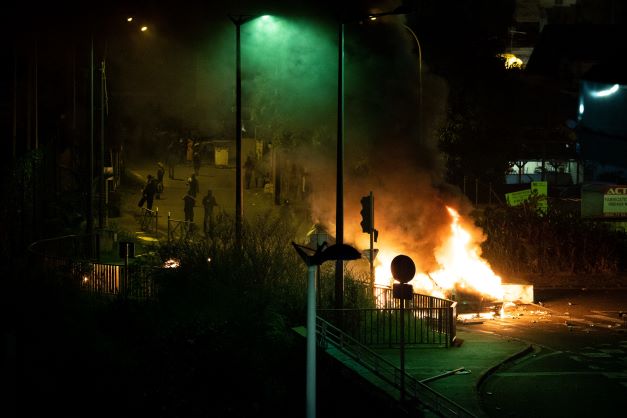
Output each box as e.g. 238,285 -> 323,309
17,210 -> 408,418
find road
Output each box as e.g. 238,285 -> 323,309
470,288 -> 627,417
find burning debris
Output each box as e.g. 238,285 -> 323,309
341,204 -> 537,321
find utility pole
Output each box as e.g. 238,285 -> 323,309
335,21 -> 345,310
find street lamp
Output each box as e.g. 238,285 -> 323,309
228,14 -> 262,248
92,17 -> 149,241
335,5 -> 415,309
403,24 -> 423,144
293,241 -> 361,418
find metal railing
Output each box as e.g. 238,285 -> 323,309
167,214 -> 197,243
28,235 -> 158,300
318,316 -> 475,418
139,207 -> 159,235
319,288 -> 457,347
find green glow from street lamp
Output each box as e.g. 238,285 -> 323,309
252,14 -> 279,33
240,16 -> 337,137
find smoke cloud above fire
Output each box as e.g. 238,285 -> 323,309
105,0 -> 488,273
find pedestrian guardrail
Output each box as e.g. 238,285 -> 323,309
139,207 -> 159,235
318,316 -> 475,418
319,288 -> 457,347
28,234 -> 158,300
167,214 -> 197,243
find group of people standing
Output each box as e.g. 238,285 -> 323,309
137,162 -> 218,237
183,174 -> 218,236
137,162 -> 165,211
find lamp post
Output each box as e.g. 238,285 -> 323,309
335,20 -> 345,310
228,14 -> 258,249
402,24 -> 423,144
293,241 -> 361,418
335,5 -> 415,309
87,36 -> 94,244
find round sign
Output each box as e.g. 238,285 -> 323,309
390,254 -> 416,283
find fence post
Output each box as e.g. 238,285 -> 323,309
489,182 -> 492,205
155,207 -> 158,237
168,212 -> 171,243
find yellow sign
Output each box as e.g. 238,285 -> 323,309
505,189 -> 531,206
505,181 -> 548,213
531,181 -> 548,213
603,185 -> 627,216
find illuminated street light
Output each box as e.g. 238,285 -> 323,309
229,14 -> 257,248
228,13 -> 273,248
335,4 -> 415,309
591,83 -> 620,97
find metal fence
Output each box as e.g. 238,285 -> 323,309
28,234 -> 158,300
318,317 -> 475,418
167,215 -> 197,243
139,207 -> 159,236
319,287 -> 457,347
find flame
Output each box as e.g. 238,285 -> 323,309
374,206 -> 504,301
164,258 -> 180,268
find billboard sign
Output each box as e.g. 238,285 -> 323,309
603,185 -> 627,217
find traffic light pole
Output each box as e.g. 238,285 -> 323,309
360,192 -> 376,287
369,191 -> 374,286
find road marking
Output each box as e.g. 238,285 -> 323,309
494,371 -> 604,377
582,352 -> 612,358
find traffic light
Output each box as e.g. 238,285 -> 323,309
360,195 -> 373,233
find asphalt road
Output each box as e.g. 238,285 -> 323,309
470,288 -> 627,417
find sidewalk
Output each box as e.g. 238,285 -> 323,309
324,325 -> 532,417
111,160 -> 291,238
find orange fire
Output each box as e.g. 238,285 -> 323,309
374,206 -> 504,301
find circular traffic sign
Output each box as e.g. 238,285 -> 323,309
391,254 -> 416,283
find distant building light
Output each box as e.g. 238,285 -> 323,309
141,26 -> 148,32
127,17 -> 133,22
590,84 -> 619,98
579,103 -> 584,114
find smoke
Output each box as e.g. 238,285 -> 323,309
299,10 -> 477,274
106,1 -> 480,270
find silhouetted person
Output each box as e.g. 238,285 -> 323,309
186,138 -> 194,165
166,141 -> 177,179
183,193 -> 195,222
187,173 -> 199,198
156,162 -> 165,199
202,189 -> 218,235
244,156 -> 255,189
138,174 -> 157,210
193,144 -> 201,176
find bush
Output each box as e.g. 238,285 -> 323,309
478,202 -> 627,277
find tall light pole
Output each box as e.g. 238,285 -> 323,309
88,36 -> 94,242
403,24 -> 423,144
335,6 -> 415,309
335,20 -> 345,310
99,53 -> 106,231
229,14 -> 257,249
293,242 -> 361,418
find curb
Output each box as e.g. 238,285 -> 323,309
475,343 -> 535,390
